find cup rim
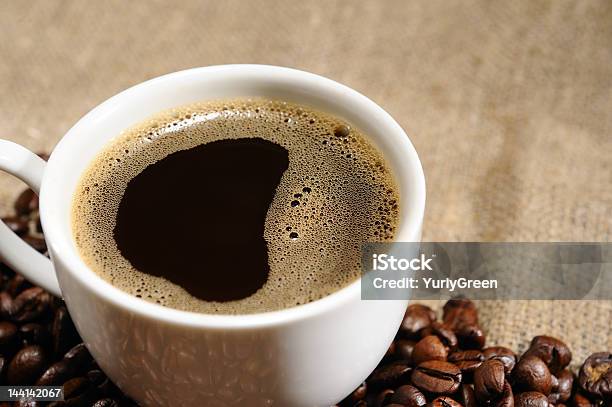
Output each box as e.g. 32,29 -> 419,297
40,65 -> 425,329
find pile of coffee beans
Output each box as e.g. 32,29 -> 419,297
1,183 -> 611,406
1,186 -> 136,406
336,300 -> 611,406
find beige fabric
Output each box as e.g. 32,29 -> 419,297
0,1 -> 610,366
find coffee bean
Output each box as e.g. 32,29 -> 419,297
385,341 -> 397,359
52,306 -> 80,357
420,322 -> 458,350
483,347 -> 516,374
512,355 -> 552,395
0,292 -> 14,319
427,396 -> 463,407
6,274 -> 28,297
548,368 -> 573,404
400,304 -> 437,339
340,381 -> 367,405
578,352 -> 612,400
389,384 -> 427,406
413,335 -> 448,365
448,350 -> 484,376
514,391 -> 549,407
6,345 -> 48,384
12,287 -> 53,323
14,189 -> 38,216
0,321 -> 18,355
458,384 -> 476,407
15,400 -> 41,407
87,369 -> 106,386
36,344 -> 92,386
454,325 -> 486,350
63,376 -> 90,398
373,389 -> 395,407
36,359 -> 73,386
411,360 -> 462,394
473,359 -> 505,401
367,361 -> 412,390
442,298 -> 478,329
92,400 -> 120,407
2,216 -> 29,236
491,381 -> 514,407
571,391 -> 596,407
395,339 -> 417,363
20,323 -> 51,348
23,235 -> 47,253
64,343 -> 92,368
0,356 -> 5,380
523,335 -> 572,373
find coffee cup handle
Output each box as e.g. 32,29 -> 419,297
0,140 -> 61,297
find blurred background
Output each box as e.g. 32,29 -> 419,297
1,1 -> 610,362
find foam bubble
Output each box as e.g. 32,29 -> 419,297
71,98 -> 400,314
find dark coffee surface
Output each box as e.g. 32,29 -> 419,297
114,138 -> 289,302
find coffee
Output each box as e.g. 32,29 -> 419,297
71,98 -> 400,314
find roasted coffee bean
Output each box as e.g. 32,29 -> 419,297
571,391 -> 595,407
483,347 -> 516,374
15,400 -> 40,407
0,292 -> 14,319
490,381 -> 514,407
92,400 -> 120,407
64,343 -> 93,368
340,382 -> 367,405
6,345 -> 48,384
457,384 -> 476,407
0,321 -> 18,354
427,396 -> 463,407
6,274 -> 28,297
411,360 -> 462,394
12,287 -> 52,323
396,339 -> 417,363
548,369 -> 573,403
474,359 -> 505,401
367,360 -> 412,390
512,355 -> 552,395
449,350 -> 484,375
36,359 -> 74,386
373,389 -> 395,407
578,352 -> 612,400
63,376 -> 90,398
385,341 -> 397,359
454,325 -> 486,350
0,356 -> 5,379
413,335 -> 448,365
87,369 -> 106,386
442,298 -> 478,328
36,345 -> 92,386
51,306 -> 80,357
514,391 -> 549,407
20,323 -> 51,348
420,322 -> 458,350
2,216 -> 29,236
523,336 -> 572,373
23,235 -> 47,253
389,384 -> 427,406
14,189 -> 38,216
400,304 -> 437,339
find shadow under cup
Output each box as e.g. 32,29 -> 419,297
39,65 -> 425,406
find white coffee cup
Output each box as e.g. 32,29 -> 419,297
0,65 -> 425,406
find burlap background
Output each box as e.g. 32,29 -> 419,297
1,1 -> 610,366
